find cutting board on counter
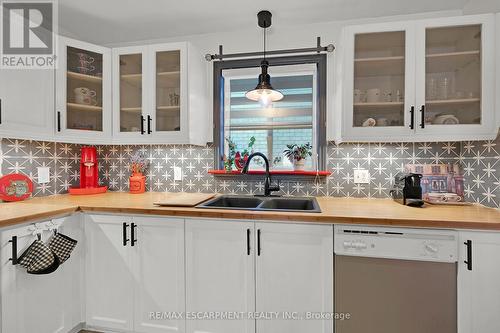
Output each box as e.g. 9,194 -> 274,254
153,192 -> 216,207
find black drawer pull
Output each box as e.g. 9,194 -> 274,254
464,240 -> 472,271
140,115 -> 145,134
131,223 -> 137,246
247,228 -> 251,255
409,106 -> 415,129
9,236 -> 18,265
419,105 -> 425,129
123,222 -> 130,246
257,229 -> 261,256
147,115 -> 152,134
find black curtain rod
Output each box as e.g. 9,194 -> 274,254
205,37 -> 335,61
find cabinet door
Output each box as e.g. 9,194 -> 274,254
0,68 -> 54,140
255,223 -> 333,333
342,22 -> 416,141
458,231 -> 500,333
133,217 -> 185,333
149,43 -> 188,142
415,14 -> 496,141
0,217 -> 82,333
85,214 -> 133,331
56,37 -> 112,143
186,219 -> 255,333
113,46 -> 149,141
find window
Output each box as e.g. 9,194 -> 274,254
213,55 -> 326,171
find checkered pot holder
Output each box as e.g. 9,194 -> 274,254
17,240 -> 60,275
48,233 -> 78,264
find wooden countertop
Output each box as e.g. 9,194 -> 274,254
0,192 -> 499,230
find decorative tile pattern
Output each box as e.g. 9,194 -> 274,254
0,132 -> 498,209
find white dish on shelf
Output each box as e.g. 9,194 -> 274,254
432,115 -> 459,125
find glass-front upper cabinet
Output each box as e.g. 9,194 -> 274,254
341,15 -> 496,142
342,23 -> 415,141
154,50 -> 182,132
56,37 -> 111,143
150,43 -> 188,142
415,15 -> 495,139
112,46 -> 147,138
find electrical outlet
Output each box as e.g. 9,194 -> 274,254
173,166 -> 183,181
37,167 -> 50,184
353,169 -> 370,184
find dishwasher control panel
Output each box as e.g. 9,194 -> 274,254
334,225 -> 458,263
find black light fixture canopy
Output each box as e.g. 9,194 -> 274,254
245,10 -> 284,106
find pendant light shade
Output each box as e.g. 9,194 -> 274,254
245,11 -> 283,107
245,60 -> 284,107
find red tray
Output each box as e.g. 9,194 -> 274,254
0,174 -> 33,201
68,186 -> 107,195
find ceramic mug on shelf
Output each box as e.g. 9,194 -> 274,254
74,87 -> 96,97
75,65 -> 95,74
75,95 -> 98,106
377,118 -> 389,126
75,52 -> 94,63
366,88 -> 381,103
353,89 -> 364,103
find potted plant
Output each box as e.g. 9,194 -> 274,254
129,152 -> 149,194
224,136 -> 256,172
235,136 -> 256,171
283,143 -> 312,171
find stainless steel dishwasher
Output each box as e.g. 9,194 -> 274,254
334,225 -> 458,333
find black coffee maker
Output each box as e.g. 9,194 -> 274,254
391,173 -> 424,207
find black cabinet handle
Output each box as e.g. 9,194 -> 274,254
9,236 -> 17,265
464,240 -> 472,271
147,115 -> 152,134
57,111 -> 61,132
123,222 -> 130,246
257,229 -> 261,256
247,228 -> 251,255
131,223 -> 137,246
409,106 -> 415,129
419,105 -> 425,129
140,116 -> 145,134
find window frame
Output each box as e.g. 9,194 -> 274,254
213,54 -> 327,171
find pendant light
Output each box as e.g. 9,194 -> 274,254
245,10 -> 284,108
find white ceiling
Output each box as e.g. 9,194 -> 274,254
59,0 -> 475,45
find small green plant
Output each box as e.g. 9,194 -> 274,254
283,143 -> 312,162
224,136 -> 256,171
130,152 -> 149,174
223,137 -> 237,172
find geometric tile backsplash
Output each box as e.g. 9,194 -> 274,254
1,131 -> 499,209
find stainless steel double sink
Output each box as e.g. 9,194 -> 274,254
197,195 -> 321,213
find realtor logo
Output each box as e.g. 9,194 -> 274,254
1,0 -> 58,69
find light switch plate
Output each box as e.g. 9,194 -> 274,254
353,169 -> 370,184
173,166 -> 183,181
37,167 -> 50,184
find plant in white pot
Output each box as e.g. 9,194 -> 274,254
283,143 -> 312,171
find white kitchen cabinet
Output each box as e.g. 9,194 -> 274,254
186,219 -> 333,333
458,231 -> 500,333
0,67 -> 54,141
255,223 -> 333,333
113,42 -> 208,145
85,214 -> 134,331
55,37 -> 112,144
341,14 -> 496,142
133,216 -> 185,333
85,214 -> 185,333
185,219 -> 255,333
0,214 -> 83,333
